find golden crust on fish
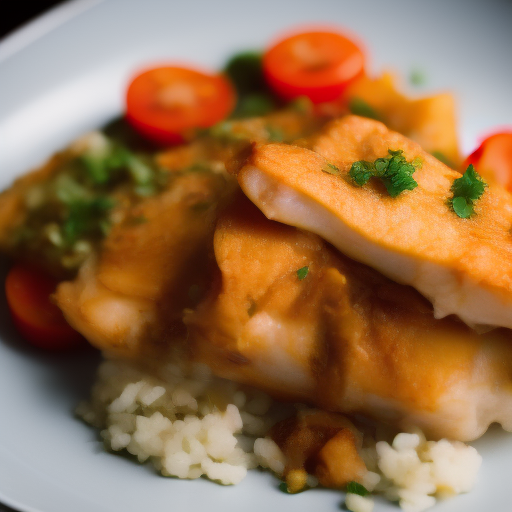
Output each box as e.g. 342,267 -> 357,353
234,115 -> 512,329
186,196 -> 512,441
56,171 -> 232,357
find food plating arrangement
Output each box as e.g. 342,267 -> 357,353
1,24 -> 512,512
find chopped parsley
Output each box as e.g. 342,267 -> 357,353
350,160 -> 375,186
297,266 -> 309,280
322,162 -> 341,176
349,97 -> 381,121
80,143 -> 167,196
11,127 -> 169,276
450,164 -> 487,218
207,121 -> 248,143
232,93 -> 276,118
349,149 -> 422,197
62,196 -> 115,244
279,482 -> 290,493
346,481 -> 370,497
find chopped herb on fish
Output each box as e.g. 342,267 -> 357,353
80,144 -> 163,193
350,149 -> 421,197
297,266 -> 309,280
322,162 -> 341,175
349,161 -> 375,186
207,121 -> 248,143
450,164 -> 487,218
62,196 -> 115,245
6,131 -> 169,276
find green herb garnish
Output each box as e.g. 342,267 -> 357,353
279,482 -> 290,493
232,93 -> 276,118
349,149 -> 422,197
80,144 -> 166,196
297,266 -> 309,280
349,98 -> 381,121
11,126 -> 170,276
80,154 -> 111,184
346,481 -> 370,497
54,174 -> 91,203
62,196 -> 115,244
450,164 -> 487,218
207,121 -> 248,143
322,162 -> 341,176
350,160 -> 375,186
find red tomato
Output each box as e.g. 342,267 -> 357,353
5,264 -> 84,350
464,131 -> 512,191
126,66 -> 236,145
263,29 -> 365,103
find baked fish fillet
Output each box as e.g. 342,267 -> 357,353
186,196 -> 512,441
56,170 -> 232,358
234,116 -> 512,330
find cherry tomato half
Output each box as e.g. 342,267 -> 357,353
464,131 -> 512,191
126,66 -> 236,145
5,264 -> 84,350
263,29 -> 365,104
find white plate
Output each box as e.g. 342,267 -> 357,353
1,1 -> 511,511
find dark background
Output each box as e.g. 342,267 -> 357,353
1,3 -> 67,509
0,0 -> 68,39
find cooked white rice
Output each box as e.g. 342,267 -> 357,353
77,358 -> 290,485
77,359 -> 482,511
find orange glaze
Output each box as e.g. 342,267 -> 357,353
235,116 -> 512,330
186,195 -> 512,441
